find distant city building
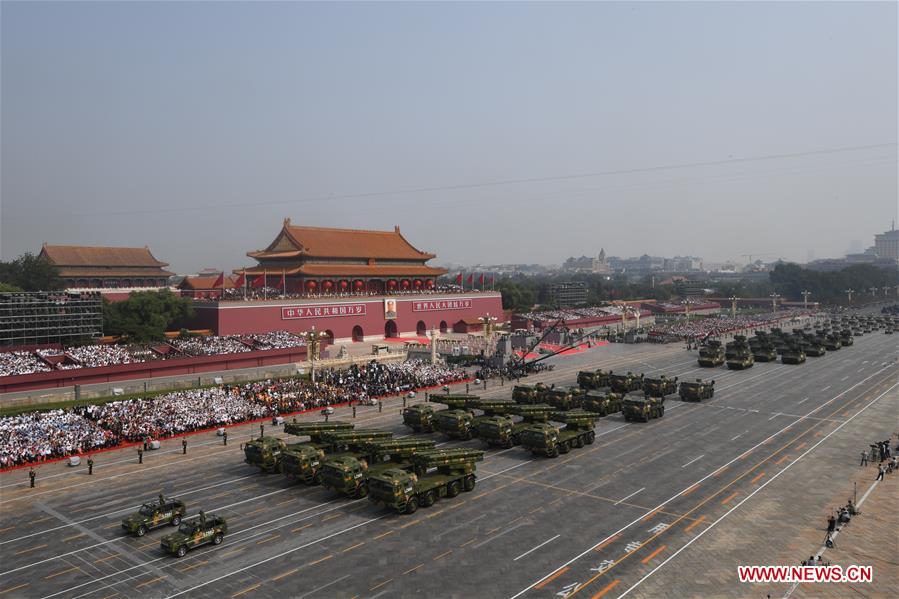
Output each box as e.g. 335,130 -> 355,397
872,224 -> 899,262
562,249 -> 612,274
549,282 -> 588,307
663,256 -> 703,272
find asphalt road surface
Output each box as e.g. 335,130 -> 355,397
1,323 -> 897,599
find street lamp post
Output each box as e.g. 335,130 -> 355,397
729,295 -> 738,318
869,287 -> 878,298
845,289 -> 854,304
769,293 -> 780,313
302,326 -> 329,383
801,290 -> 811,310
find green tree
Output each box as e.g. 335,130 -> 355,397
103,290 -> 195,342
0,253 -> 63,291
0,283 -> 23,292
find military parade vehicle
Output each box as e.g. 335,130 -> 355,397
698,340 -> 726,366
781,342 -> 807,364
121,495 -> 186,537
725,336 -> 754,370
622,396 -> 665,422
160,511 -> 227,558
824,333 -> 842,351
799,335 -> 826,357
750,336 -> 778,362
643,375 -> 679,397
368,448 -> 484,514
433,399 -> 519,440
281,429 -> 392,484
542,387 -> 585,410
245,421 -> 354,474
512,383 -> 548,404
319,438 -> 436,498
424,394 -> 482,439
582,390 -> 623,416
609,371 -> 644,393
402,404 -> 436,433
886,327 -> 894,334
519,411 -> 597,458
478,404 -> 555,448
839,329 -> 854,346
678,379 -> 715,402
576,369 -> 611,390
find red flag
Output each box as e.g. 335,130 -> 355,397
275,276 -> 284,290
478,273 -> 485,286
251,274 -> 266,289
489,275 -> 494,285
234,272 -> 246,288
466,274 -> 473,286
212,272 -> 225,289
455,273 -> 463,285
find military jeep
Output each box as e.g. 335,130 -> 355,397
160,511 -> 228,557
121,495 -> 186,537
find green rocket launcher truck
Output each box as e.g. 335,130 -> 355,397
576,369 -> 611,390
280,428 -> 392,484
319,438 -> 437,498
478,404 -> 555,448
367,448 -> 485,514
519,410 -> 597,458
243,420 -> 354,473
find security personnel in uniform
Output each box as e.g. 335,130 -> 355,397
87,456 -> 94,475
222,430 -> 228,446
182,439 -> 188,455
352,405 -> 356,418
29,467 -> 36,488
138,447 -> 144,464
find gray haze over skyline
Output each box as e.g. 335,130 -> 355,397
2,1 -> 897,274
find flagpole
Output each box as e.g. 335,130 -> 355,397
243,269 -> 247,300
282,270 -> 286,298
264,270 -> 267,300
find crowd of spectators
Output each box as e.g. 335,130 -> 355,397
210,285 -> 484,303
0,410 -> 117,469
0,351 -> 52,376
0,332 -> 313,377
648,310 -> 813,340
0,359 -> 469,467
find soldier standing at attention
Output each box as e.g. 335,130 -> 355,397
29,467 -> 35,488
138,447 -> 144,464
182,439 -> 188,455
223,430 -> 228,446
860,450 -> 868,466
87,456 -> 94,475
352,405 -> 356,418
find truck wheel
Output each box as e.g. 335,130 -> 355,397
462,431 -> 472,441
171,515 -> 182,526
356,484 -> 368,499
136,525 -> 147,537
213,533 -> 223,545
176,545 -> 187,558
422,490 -> 437,507
447,481 -> 461,497
660,406 -> 665,417
312,472 -> 323,486
559,441 -> 570,454
585,431 -> 596,444
405,498 -> 419,514
546,446 -> 558,458
463,475 -> 476,492
574,436 -> 584,449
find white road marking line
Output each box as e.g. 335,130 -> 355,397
514,534 -> 561,561
767,412 -> 781,421
510,362 -> 897,599
680,455 -> 704,468
841,376 -> 849,381
820,385 -> 831,391
797,397 -> 809,405
613,488 -> 645,505
619,379 -> 899,599
730,432 -> 746,441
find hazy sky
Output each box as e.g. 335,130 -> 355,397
2,1 -> 896,273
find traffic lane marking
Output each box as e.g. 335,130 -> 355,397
640,544 -> 667,564
750,471 -> 766,484
613,488 -> 645,505
0,583 -> 28,595
683,515 -> 706,532
680,455 -> 705,468
534,567 -> 570,589
590,579 -> 620,599
513,534 -> 560,561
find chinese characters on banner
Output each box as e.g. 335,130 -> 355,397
412,299 -> 473,312
281,304 -> 367,320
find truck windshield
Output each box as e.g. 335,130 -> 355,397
178,523 -> 197,534
139,505 -> 156,516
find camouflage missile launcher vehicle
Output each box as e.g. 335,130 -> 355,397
781,343 -> 807,364
643,375 -> 679,397
750,337 -> 778,362
799,336 -> 826,357
512,383 -> 549,405
609,372 -> 644,393
698,340 -> 726,367
281,429 -> 392,484
582,391 -> 623,416
402,404 -> 436,433
478,404 -> 555,448
725,336 -> 754,370
622,396 -> 664,422
160,511 -> 227,558
542,387 -> 585,411
434,399 -> 520,440
368,448 -> 484,514
678,379 -> 715,402
824,333 -> 843,351
839,329 -> 854,346
121,495 -> 186,537
576,369 -> 611,390
243,436 -> 291,474
319,438 -> 436,498
519,411 -> 597,458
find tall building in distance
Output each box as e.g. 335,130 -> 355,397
549,282 -> 588,307
872,222 -> 899,262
